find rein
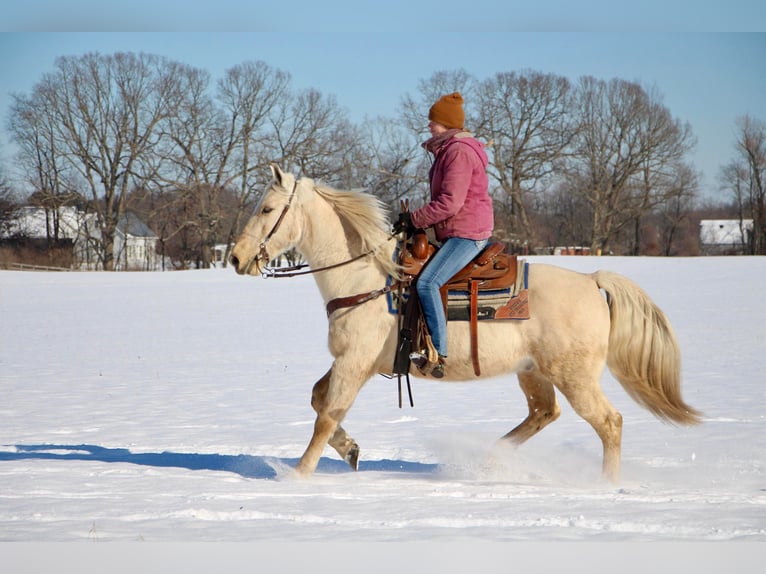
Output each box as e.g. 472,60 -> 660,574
257,228 -> 402,316
262,247 -> 383,279
268,235 -> 402,316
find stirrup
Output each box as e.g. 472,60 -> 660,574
408,352 -> 429,369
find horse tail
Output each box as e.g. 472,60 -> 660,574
593,270 -> 702,425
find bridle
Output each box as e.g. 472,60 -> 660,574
241,177 -> 398,279
242,178 -> 299,275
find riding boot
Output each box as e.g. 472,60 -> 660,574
408,352 -> 446,378
430,355 -> 446,378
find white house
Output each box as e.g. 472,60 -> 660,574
699,219 -> 753,255
4,207 -> 160,270
113,213 -> 160,271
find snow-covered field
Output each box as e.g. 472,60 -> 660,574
1,256 -> 765,565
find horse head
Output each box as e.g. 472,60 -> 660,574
230,164 -> 309,276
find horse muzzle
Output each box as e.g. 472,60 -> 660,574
230,254 -> 259,276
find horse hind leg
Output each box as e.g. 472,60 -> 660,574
558,378 -> 623,483
500,370 -> 561,445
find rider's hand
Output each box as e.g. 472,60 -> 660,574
392,211 -> 415,235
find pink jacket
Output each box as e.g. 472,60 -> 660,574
411,132 -> 494,242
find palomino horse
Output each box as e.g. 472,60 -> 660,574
230,165 -> 701,482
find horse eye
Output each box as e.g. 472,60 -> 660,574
261,206 -> 273,215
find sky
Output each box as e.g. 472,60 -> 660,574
1,3 -> 765,201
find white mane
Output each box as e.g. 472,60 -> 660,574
312,182 -> 400,278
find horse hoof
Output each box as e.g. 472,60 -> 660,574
345,444 -> 360,471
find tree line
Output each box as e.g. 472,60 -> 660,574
3,52 -> 765,269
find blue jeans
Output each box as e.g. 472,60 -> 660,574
416,237 -> 489,357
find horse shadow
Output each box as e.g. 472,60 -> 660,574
0,444 -> 438,480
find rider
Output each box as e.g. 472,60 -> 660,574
394,92 -> 494,378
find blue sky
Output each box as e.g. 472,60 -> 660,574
1,3 -> 765,200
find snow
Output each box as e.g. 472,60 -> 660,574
1,256 -> 765,566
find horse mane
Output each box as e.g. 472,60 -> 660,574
312,182 -> 400,278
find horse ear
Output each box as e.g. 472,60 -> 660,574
269,163 -> 284,185
269,163 -> 297,194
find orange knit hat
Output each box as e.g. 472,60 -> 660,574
428,92 -> 465,130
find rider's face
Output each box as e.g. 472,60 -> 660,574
428,120 -> 448,137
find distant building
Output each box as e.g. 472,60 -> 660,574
3,207 -> 160,270
113,213 -> 160,271
5,205 -> 82,241
211,243 -> 233,267
699,219 -> 753,255
553,246 -> 592,256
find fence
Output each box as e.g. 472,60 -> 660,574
0,262 -> 74,272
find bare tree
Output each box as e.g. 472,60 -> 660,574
569,77 -> 641,253
541,175 -> 596,250
147,60 -> 292,269
474,70 -> 573,247
566,77 -> 696,254
0,168 -> 20,238
352,117 -> 424,208
7,91 -> 83,245
216,61 -> 291,266
14,52 -> 188,270
269,88 -> 360,182
149,63 -> 231,268
628,87 -> 696,254
721,115 -> 766,254
719,159 -> 755,253
655,162 -> 699,256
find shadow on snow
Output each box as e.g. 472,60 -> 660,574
0,444 -> 438,479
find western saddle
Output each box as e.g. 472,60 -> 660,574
397,230 -> 529,377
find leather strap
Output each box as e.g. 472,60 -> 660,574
326,283 -> 401,317
469,279 -> 481,376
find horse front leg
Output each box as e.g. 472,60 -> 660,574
309,368 -> 360,470
295,360 -> 368,477
294,411 -> 341,477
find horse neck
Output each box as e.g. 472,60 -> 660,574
297,198 -> 390,303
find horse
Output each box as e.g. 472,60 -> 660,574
230,164 -> 701,482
